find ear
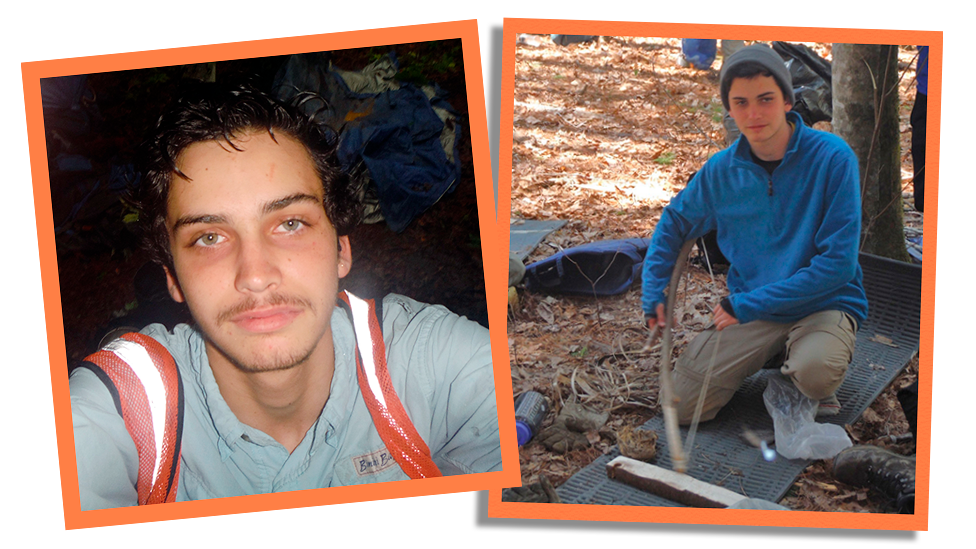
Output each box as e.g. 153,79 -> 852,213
164,266 -> 186,303
337,236 -> 352,279
784,100 -> 792,112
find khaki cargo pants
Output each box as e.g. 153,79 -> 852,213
672,310 -> 857,424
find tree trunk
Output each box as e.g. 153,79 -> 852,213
831,44 -> 910,262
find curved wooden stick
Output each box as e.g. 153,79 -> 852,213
650,239 -> 697,474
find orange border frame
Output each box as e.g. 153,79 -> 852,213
490,19 -> 940,531
20,20 -> 520,531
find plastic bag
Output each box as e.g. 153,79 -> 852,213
763,373 -> 852,460
772,41 -> 833,125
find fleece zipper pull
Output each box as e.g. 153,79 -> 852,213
768,178 -> 773,196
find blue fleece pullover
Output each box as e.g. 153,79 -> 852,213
641,112 -> 869,325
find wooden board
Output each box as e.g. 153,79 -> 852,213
606,456 -> 748,508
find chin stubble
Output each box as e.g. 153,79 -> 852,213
208,335 -> 319,374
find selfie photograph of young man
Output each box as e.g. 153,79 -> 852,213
34,36 -> 505,515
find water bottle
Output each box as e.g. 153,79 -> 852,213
514,391 -> 549,446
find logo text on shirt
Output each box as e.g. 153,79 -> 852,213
352,447 -> 397,477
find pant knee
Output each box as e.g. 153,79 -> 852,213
783,314 -> 854,399
672,368 -> 734,425
782,355 -> 848,400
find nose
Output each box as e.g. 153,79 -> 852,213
235,235 -> 281,294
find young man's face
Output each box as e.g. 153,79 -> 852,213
727,74 -> 792,156
164,130 -> 351,373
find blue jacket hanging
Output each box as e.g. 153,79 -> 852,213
273,52 -> 461,232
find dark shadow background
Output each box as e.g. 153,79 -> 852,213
43,39 -> 487,365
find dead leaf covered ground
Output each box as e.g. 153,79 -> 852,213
508,35 -> 923,513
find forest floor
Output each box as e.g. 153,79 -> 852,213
507,36 -> 924,513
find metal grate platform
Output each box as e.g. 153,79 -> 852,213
511,219 -> 567,262
557,253 -> 922,506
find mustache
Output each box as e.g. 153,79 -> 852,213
217,293 -> 314,324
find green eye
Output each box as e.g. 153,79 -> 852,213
195,233 -> 225,247
280,219 -> 306,232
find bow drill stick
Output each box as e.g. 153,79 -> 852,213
648,239 -> 697,474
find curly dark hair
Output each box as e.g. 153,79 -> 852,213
133,82 -> 362,272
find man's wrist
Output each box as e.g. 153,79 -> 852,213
720,297 -> 737,319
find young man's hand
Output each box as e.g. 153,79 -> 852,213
712,303 -> 739,331
646,303 -> 667,329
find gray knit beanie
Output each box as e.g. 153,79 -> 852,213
719,44 -> 794,111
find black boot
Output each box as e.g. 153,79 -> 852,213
832,445 -> 915,513
898,381 -> 919,443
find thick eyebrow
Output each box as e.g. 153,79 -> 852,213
732,91 -> 777,102
171,214 -> 226,234
171,193 -> 321,235
262,192 -> 322,215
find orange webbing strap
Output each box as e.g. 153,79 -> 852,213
80,332 -> 184,504
338,291 -> 442,479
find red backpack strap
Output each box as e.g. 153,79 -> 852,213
338,291 -> 442,479
80,332 -> 184,504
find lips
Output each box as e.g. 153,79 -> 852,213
229,306 -> 303,333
